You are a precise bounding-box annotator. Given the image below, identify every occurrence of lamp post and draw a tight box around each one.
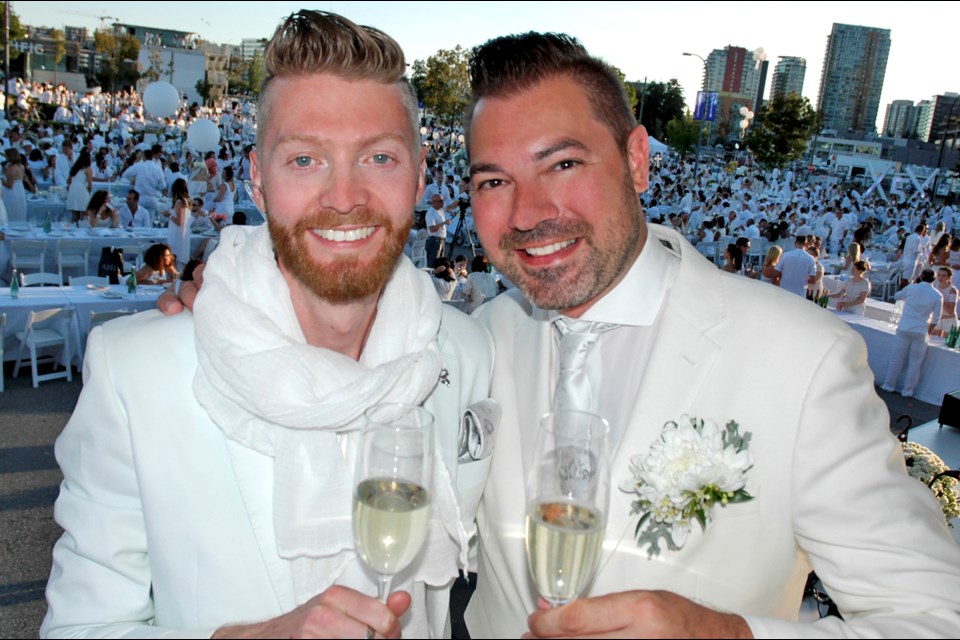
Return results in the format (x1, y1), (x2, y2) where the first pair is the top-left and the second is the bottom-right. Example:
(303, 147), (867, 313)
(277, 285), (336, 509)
(683, 52), (709, 186)
(931, 94), (960, 202)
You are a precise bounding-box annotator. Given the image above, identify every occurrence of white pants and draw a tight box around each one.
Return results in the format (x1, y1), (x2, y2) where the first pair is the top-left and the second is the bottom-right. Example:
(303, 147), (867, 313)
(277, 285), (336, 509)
(883, 331), (928, 396)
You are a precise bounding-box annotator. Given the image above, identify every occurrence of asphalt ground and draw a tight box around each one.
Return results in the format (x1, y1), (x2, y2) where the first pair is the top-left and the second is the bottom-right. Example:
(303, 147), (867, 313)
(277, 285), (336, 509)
(0, 363), (942, 638)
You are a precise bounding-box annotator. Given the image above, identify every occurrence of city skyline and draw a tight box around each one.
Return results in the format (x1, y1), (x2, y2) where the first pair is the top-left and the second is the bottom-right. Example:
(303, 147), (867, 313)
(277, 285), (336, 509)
(12, 1), (956, 131)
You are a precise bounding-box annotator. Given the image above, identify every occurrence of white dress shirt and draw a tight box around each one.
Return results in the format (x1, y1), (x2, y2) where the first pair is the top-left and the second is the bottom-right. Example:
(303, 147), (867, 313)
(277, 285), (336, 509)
(894, 281), (942, 334)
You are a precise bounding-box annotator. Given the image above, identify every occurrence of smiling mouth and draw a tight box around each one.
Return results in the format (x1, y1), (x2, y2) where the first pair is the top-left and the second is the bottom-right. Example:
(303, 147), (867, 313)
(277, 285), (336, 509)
(523, 239), (577, 257)
(312, 226), (377, 242)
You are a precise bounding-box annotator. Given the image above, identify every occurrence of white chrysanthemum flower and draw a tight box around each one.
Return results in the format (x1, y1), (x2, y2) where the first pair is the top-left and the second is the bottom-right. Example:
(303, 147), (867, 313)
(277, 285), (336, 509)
(624, 416), (755, 555)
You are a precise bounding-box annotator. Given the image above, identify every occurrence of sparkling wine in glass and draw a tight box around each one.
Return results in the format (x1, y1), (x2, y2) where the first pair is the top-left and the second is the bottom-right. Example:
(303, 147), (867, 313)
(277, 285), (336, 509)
(525, 410), (610, 607)
(353, 403), (433, 602)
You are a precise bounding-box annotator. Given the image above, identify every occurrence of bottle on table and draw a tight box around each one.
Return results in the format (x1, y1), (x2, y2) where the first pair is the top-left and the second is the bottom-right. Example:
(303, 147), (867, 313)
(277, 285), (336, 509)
(10, 269), (19, 299)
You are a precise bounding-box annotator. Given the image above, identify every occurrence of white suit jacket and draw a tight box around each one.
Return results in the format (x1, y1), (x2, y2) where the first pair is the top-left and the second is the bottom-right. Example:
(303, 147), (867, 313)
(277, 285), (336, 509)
(466, 225), (960, 638)
(41, 308), (493, 638)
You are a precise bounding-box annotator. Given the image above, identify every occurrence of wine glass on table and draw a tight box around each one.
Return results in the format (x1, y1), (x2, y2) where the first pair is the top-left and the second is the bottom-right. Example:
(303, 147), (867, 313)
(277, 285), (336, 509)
(353, 403), (433, 603)
(525, 410), (610, 607)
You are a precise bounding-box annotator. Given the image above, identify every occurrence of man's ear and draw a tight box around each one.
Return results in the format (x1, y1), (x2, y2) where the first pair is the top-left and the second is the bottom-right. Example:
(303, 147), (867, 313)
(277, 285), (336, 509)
(627, 125), (650, 195)
(249, 149), (267, 213)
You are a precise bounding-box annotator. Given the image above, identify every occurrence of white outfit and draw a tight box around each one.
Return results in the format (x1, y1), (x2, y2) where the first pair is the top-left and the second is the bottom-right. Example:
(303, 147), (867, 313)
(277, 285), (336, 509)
(166, 199), (192, 269)
(838, 277), (871, 315)
(41, 225), (494, 639)
(213, 181), (236, 217)
(466, 224), (960, 638)
(883, 281), (943, 396)
(66, 172), (90, 212)
(461, 271), (499, 314)
(118, 203), (152, 228)
(776, 247), (815, 297)
(2, 175), (27, 222)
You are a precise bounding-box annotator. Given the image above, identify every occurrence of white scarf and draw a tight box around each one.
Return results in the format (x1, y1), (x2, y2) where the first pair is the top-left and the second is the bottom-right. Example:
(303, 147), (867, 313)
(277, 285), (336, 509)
(192, 225), (468, 603)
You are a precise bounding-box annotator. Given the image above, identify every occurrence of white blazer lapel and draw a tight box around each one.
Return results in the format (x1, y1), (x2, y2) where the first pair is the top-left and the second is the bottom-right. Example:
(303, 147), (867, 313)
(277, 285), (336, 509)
(223, 439), (298, 612)
(605, 230), (727, 555)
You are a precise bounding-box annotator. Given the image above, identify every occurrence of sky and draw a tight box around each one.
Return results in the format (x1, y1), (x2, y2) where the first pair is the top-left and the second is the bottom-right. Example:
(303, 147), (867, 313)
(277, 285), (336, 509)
(13, 1), (957, 130)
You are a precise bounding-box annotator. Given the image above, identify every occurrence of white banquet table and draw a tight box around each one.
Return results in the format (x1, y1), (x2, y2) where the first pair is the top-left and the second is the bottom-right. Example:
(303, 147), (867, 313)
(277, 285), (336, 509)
(1, 284), (165, 368)
(835, 311), (960, 406)
(1, 226), (217, 284)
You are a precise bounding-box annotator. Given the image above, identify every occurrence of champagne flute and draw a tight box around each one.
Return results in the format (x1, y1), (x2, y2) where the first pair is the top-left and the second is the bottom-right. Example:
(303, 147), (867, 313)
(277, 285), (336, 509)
(525, 410), (610, 607)
(353, 403), (433, 602)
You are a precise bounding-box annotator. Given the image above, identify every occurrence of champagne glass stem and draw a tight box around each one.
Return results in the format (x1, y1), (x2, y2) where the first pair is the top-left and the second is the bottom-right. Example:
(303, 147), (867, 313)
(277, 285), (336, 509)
(376, 573), (392, 603)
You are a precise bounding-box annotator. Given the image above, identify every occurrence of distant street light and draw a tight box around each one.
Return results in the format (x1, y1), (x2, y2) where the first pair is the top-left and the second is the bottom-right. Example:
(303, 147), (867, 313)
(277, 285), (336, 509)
(683, 52), (709, 184)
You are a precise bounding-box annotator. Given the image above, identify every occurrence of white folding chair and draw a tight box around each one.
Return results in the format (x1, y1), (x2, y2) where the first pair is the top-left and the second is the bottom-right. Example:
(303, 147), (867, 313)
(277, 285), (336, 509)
(114, 244), (143, 273)
(10, 239), (47, 273)
(69, 275), (111, 287)
(411, 239), (427, 268)
(89, 309), (135, 330)
(57, 239), (91, 282)
(12, 307), (75, 388)
(20, 271), (62, 287)
(0, 313), (5, 393)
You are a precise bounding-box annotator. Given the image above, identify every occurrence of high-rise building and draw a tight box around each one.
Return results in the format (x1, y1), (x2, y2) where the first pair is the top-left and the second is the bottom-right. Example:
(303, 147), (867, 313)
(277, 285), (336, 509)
(882, 99), (920, 138)
(239, 38), (267, 62)
(701, 45), (764, 137)
(817, 23), (891, 133)
(770, 56), (806, 101)
(704, 45), (762, 97)
(915, 93), (960, 143)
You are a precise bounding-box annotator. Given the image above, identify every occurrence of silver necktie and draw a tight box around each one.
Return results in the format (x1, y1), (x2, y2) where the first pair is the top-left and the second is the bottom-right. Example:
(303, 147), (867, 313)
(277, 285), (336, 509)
(553, 318), (617, 414)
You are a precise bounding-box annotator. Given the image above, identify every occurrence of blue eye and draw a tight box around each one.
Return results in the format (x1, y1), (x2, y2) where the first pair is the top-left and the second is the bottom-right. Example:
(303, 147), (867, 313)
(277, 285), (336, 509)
(294, 156), (312, 168)
(371, 153), (392, 165)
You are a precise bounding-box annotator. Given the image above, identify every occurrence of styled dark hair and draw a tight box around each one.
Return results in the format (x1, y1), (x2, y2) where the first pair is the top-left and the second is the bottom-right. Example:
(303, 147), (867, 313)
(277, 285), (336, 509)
(726, 244), (742, 271)
(467, 32), (636, 151)
(86, 190), (110, 212)
(144, 243), (172, 270)
(471, 255), (490, 273)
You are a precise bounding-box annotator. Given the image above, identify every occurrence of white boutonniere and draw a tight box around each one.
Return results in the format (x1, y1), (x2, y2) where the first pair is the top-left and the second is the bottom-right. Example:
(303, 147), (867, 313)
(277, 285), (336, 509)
(620, 415), (754, 557)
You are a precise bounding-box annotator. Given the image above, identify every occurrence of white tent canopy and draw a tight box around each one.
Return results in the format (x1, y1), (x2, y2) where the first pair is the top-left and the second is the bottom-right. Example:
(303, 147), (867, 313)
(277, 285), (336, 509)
(648, 135), (669, 156)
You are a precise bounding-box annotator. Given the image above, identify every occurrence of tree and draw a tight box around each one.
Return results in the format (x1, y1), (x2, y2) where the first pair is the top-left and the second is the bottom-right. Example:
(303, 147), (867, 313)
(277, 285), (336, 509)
(142, 46), (164, 83)
(415, 46), (469, 126)
(665, 112), (699, 157)
(611, 66), (637, 113)
(635, 79), (685, 141)
(246, 50), (265, 96)
(0, 3), (27, 59)
(49, 28), (67, 84)
(94, 29), (141, 92)
(747, 93), (820, 168)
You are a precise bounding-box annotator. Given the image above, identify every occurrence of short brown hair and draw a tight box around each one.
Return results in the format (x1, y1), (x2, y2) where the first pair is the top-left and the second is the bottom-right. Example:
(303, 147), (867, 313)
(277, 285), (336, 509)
(257, 10), (418, 152)
(466, 32), (636, 151)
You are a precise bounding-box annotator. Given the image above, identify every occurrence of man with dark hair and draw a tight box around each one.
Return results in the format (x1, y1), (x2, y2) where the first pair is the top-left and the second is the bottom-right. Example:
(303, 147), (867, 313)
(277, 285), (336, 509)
(463, 31), (960, 638)
(41, 10), (492, 639)
(116, 188), (151, 228)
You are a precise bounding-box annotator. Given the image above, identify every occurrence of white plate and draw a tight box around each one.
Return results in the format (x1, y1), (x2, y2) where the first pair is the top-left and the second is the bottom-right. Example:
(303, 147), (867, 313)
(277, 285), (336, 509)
(100, 291), (123, 299)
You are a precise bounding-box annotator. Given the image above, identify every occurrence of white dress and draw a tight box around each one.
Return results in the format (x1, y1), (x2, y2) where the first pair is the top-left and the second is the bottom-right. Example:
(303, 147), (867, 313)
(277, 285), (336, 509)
(214, 181), (236, 217)
(67, 172), (91, 212)
(166, 198), (192, 268)
(2, 176), (27, 222)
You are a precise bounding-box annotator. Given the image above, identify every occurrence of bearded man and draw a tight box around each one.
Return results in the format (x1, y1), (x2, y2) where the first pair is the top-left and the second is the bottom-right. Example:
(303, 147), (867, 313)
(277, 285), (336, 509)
(41, 11), (492, 639)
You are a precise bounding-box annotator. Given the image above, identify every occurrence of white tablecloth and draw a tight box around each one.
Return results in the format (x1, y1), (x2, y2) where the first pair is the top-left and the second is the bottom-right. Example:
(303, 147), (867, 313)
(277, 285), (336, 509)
(836, 311), (960, 406)
(1, 284), (164, 367)
(1, 227), (217, 284)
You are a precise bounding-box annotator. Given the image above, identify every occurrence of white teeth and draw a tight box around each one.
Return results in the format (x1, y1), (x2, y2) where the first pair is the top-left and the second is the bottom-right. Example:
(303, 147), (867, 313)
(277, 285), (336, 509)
(314, 226), (375, 242)
(525, 239), (575, 257)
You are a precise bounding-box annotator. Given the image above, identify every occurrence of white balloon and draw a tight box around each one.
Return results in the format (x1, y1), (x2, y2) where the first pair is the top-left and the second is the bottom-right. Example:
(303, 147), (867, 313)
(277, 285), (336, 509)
(187, 118), (221, 152)
(739, 119), (750, 129)
(739, 106), (749, 116)
(142, 82), (180, 118)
